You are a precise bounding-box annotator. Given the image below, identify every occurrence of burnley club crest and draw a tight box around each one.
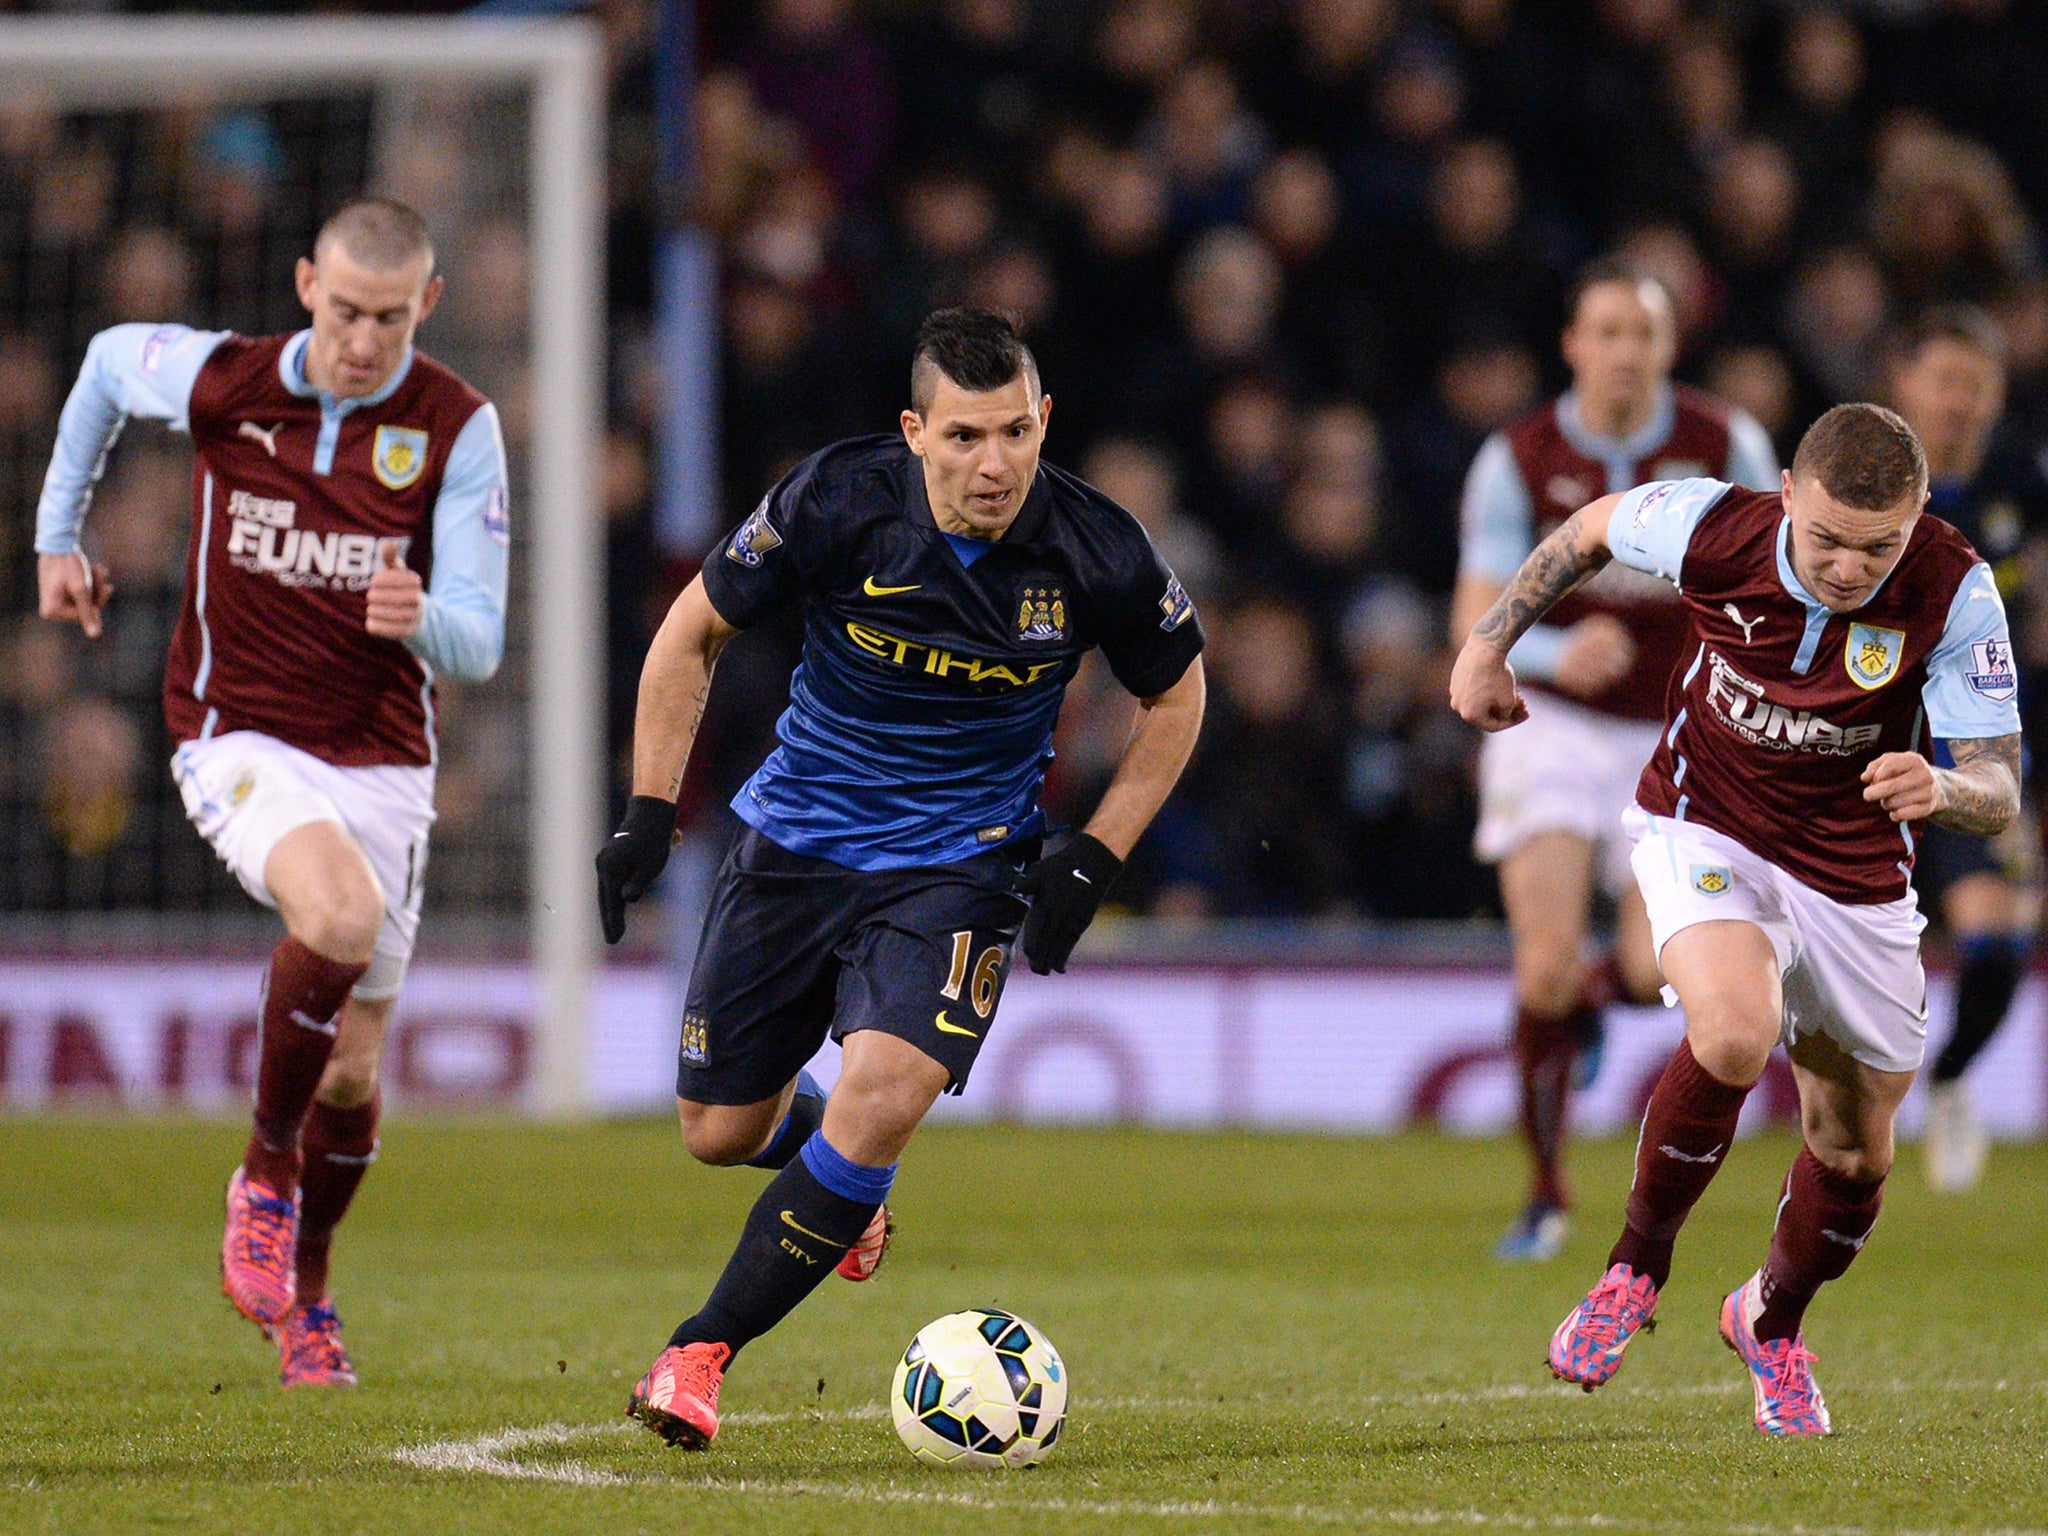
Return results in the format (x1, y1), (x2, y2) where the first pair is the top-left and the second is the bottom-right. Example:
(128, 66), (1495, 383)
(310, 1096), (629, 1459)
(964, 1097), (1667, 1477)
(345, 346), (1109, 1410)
(1845, 624), (1905, 691)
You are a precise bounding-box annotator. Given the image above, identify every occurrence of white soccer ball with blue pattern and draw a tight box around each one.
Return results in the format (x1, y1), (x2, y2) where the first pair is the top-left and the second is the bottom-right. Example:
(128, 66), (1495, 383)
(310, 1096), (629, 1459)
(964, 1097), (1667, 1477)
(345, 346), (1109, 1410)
(890, 1309), (1067, 1468)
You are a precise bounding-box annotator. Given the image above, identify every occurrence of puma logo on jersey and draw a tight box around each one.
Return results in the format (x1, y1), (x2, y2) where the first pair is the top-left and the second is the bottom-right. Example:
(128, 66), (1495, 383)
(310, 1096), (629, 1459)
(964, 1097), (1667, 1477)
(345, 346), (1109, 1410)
(238, 420), (284, 457)
(1658, 1142), (1723, 1165)
(1722, 603), (1765, 643)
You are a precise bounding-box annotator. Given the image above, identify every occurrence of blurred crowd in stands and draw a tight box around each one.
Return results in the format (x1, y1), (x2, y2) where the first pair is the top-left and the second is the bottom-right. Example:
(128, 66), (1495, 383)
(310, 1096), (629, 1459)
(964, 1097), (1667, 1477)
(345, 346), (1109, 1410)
(5, 0), (2047, 931)
(684, 0), (2048, 921)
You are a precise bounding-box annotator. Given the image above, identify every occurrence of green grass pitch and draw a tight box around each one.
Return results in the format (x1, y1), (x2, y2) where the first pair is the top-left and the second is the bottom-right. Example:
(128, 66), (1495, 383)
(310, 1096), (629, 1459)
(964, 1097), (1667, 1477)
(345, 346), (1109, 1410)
(3, 1116), (2045, 1535)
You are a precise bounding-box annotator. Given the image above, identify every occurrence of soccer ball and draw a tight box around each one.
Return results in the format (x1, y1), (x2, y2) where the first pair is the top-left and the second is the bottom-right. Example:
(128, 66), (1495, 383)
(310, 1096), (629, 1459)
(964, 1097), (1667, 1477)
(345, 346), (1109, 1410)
(890, 1309), (1068, 1469)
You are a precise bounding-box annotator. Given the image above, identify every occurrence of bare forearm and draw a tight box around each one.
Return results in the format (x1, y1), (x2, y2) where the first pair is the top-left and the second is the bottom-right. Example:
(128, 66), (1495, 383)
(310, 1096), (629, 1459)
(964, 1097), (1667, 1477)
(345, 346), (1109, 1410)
(1932, 736), (2022, 835)
(1450, 574), (1504, 647)
(631, 579), (733, 800)
(1468, 500), (1616, 653)
(1082, 660), (1206, 859)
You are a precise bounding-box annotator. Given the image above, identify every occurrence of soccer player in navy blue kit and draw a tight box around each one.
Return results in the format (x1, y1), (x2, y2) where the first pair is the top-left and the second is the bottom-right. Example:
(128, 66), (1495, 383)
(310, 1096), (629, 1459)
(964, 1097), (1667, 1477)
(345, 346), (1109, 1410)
(597, 309), (1207, 1448)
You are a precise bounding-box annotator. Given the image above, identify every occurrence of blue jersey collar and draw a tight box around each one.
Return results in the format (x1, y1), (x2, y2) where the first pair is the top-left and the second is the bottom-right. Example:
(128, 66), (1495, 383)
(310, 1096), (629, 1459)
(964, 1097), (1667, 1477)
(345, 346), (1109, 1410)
(278, 329), (416, 410)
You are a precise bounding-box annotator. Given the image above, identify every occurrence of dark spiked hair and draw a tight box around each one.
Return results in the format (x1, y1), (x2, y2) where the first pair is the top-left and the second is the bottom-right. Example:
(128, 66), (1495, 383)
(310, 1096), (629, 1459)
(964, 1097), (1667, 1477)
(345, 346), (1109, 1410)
(910, 307), (1040, 414)
(1791, 402), (1928, 511)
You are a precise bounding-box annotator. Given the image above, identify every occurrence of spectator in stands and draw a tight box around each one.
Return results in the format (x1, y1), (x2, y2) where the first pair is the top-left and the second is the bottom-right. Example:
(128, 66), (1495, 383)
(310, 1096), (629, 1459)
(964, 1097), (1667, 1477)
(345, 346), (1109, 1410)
(1179, 591), (1352, 916)
(738, 0), (897, 205)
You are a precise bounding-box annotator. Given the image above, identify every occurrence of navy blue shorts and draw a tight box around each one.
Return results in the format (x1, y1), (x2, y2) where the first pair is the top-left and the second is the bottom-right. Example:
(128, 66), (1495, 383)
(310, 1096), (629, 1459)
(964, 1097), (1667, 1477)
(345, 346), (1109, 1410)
(676, 826), (1031, 1106)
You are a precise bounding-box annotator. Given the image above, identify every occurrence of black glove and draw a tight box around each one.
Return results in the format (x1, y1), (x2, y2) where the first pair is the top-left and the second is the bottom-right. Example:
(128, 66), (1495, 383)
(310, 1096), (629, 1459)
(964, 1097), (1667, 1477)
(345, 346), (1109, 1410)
(596, 795), (679, 944)
(1014, 832), (1123, 975)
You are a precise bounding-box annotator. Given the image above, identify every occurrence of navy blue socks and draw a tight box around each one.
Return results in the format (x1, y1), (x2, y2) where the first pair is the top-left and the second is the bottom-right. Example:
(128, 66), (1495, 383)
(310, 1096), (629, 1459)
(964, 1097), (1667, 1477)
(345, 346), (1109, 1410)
(744, 1069), (828, 1169)
(669, 1129), (896, 1357)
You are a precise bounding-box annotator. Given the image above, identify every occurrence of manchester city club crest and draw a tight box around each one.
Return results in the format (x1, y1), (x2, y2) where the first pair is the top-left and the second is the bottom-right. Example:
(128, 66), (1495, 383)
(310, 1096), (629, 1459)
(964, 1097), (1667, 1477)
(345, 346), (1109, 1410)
(372, 425), (429, 490)
(1015, 585), (1067, 643)
(1844, 623), (1906, 691)
(725, 498), (783, 567)
(680, 1011), (710, 1066)
(1690, 864), (1732, 897)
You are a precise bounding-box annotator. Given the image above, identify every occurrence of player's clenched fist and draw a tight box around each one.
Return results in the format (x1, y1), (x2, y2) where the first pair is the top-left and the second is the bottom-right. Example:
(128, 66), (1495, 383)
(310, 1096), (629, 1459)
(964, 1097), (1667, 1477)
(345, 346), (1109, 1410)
(38, 551), (114, 639)
(597, 795), (680, 944)
(364, 541), (424, 639)
(1014, 832), (1123, 974)
(1448, 635), (1529, 732)
(1861, 752), (1943, 823)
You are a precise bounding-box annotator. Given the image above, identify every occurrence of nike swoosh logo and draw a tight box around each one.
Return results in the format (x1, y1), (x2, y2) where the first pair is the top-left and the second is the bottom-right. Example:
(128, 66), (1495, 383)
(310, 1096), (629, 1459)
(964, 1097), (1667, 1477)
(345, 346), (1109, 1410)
(933, 1010), (979, 1038)
(289, 1009), (339, 1037)
(863, 577), (921, 596)
(779, 1211), (850, 1247)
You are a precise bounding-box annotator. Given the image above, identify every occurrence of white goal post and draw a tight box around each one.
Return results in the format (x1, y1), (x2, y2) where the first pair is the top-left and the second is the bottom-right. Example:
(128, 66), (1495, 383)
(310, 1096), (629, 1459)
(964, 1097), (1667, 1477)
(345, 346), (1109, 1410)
(0, 17), (607, 1116)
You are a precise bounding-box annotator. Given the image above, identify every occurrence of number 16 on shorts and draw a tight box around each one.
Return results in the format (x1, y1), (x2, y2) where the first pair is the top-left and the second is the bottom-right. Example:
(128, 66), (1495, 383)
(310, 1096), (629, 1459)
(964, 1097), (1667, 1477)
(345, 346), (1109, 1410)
(937, 930), (1008, 1036)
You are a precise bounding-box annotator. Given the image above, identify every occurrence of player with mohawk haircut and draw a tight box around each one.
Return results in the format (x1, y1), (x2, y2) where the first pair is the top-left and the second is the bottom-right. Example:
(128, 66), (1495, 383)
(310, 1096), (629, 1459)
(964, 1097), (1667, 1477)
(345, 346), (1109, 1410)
(598, 307), (1205, 1450)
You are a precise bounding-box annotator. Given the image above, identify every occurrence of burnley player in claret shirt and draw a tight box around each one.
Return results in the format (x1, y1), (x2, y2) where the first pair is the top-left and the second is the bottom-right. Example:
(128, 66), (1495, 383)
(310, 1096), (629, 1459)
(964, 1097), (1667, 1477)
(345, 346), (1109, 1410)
(596, 308), (1205, 1450)
(1453, 404), (2022, 1437)
(35, 199), (509, 1387)
(1453, 259), (1778, 1262)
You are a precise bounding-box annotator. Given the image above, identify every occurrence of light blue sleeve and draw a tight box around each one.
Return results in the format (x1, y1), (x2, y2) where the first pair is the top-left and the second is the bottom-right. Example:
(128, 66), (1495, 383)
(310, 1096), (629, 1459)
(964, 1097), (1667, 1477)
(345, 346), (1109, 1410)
(1458, 432), (1568, 680)
(1725, 409), (1780, 492)
(35, 323), (229, 554)
(1606, 478), (1733, 588)
(407, 403), (510, 683)
(1924, 561), (2023, 739)
(1457, 432), (1533, 582)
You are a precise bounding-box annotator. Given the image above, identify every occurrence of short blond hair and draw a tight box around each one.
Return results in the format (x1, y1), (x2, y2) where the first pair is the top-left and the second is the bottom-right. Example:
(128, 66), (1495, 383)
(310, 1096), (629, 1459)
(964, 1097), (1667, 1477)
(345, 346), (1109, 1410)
(316, 197), (434, 273)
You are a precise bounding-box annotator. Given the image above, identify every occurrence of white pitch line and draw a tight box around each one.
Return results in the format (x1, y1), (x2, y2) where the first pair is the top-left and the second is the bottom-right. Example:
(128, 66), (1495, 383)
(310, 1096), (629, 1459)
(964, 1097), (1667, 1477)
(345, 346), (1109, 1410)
(388, 1422), (2048, 1536)
(391, 1421), (632, 1486)
(391, 1383), (2048, 1536)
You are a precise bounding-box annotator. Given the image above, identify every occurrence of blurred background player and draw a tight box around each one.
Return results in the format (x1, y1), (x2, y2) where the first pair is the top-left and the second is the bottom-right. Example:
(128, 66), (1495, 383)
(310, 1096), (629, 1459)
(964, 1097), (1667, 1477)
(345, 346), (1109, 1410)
(33, 199), (509, 1386)
(596, 309), (1205, 1450)
(1452, 259), (1779, 1259)
(1455, 405), (2022, 1436)
(1886, 304), (2048, 1191)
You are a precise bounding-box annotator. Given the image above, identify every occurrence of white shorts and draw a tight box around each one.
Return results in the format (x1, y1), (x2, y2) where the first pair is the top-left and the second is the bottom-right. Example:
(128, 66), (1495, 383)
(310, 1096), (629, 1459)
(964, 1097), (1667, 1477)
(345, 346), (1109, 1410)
(1475, 690), (1665, 896)
(172, 731), (436, 1001)
(1624, 806), (1928, 1074)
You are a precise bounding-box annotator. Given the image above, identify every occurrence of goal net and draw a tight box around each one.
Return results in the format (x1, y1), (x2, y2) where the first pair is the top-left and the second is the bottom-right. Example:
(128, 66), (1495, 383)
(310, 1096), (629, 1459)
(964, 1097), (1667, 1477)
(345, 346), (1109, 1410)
(0, 17), (604, 1113)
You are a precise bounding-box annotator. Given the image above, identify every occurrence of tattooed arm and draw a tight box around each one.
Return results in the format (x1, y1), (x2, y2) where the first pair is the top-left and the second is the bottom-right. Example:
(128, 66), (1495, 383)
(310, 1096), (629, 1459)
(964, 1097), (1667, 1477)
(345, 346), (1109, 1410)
(1449, 493), (1624, 731)
(632, 574), (741, 799)
(1861, 735), (2023, 835)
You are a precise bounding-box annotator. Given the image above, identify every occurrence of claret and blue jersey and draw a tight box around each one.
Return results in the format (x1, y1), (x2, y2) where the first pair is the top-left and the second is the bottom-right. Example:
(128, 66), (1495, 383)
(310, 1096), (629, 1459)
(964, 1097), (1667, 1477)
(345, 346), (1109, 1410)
(701, 434), (1203, 872)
